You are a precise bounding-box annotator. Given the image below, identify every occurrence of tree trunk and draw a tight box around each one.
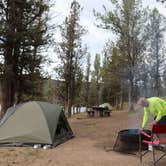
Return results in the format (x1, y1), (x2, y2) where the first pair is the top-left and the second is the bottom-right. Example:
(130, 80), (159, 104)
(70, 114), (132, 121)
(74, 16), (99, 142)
(1, 72), (16, 116)
(1, 80), (15, 117)
(155, 34), (160, 96)
(115, 95), (118, 110)
(97, 82), (100, 106)
(119, 92), (123, 110)
(142, 77), (148, 97)
(1, 47), (16, 117)
(129, 78), (135, 111)
(85, 82), (90, 111)
(67, 77), (73, 118)
(67, 98), (72, 118)
(76, 107), (79, 114)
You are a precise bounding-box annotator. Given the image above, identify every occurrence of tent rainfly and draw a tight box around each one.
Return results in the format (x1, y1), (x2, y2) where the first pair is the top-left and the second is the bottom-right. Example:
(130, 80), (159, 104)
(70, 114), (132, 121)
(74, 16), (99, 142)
(99, 103), (113, 111)
(0, 101), (74, 147)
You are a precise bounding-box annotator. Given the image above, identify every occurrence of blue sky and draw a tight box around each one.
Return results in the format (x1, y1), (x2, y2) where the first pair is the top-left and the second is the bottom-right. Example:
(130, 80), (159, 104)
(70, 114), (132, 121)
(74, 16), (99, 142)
(47, 0), (166, 77)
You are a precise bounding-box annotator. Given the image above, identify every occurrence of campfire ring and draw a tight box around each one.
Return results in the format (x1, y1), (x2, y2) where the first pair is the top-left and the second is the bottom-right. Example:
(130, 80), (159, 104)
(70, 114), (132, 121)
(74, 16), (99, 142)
(113, 129), (151, 153)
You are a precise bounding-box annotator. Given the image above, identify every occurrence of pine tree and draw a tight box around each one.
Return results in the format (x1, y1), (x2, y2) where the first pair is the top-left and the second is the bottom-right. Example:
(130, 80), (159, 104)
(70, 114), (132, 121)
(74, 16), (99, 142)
(84, 53), (91, 110)
(101, 41), (128, 108)
(0, 0), (50, 116)
(94, 0), (148, 111)
(56, 0), (86, 117)
(146, 8), (166, 96)
(89, 53), (101, 106)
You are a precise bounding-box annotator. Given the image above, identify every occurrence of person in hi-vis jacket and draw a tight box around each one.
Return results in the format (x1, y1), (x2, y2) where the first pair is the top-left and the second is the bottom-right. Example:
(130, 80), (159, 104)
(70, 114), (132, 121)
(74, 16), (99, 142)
(137, 97), (166, 129)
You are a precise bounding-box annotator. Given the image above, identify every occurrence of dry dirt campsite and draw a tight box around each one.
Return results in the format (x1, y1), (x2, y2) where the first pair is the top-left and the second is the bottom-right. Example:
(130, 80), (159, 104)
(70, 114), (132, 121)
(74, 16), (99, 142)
(0, 110), (165, 166)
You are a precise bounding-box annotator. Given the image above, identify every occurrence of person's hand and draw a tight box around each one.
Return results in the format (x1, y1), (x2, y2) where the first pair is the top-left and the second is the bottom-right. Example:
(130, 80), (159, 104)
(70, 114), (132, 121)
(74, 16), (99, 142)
(149, 120), (157, 126)
(139, 127), (143, 134)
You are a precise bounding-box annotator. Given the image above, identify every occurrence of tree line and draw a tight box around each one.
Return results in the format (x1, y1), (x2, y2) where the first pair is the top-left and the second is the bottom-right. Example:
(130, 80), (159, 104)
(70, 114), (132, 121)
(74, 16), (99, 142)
(0, 0), (166, 118)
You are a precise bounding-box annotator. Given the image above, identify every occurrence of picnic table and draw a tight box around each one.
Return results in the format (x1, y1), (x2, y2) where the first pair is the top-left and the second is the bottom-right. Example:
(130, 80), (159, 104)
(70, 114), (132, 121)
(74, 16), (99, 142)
(87, 106), (111, 117)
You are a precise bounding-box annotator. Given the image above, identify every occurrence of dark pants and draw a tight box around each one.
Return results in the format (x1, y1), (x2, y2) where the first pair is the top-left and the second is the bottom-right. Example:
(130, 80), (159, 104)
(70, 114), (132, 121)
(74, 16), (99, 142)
(154, 116), (166, 124)
(154, 116), (166, 139)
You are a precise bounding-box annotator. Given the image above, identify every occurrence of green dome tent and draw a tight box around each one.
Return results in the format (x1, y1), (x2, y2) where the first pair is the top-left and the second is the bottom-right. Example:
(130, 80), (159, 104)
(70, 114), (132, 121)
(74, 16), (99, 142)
(0, 101), (74, 147)
(99, 103), (113, 111)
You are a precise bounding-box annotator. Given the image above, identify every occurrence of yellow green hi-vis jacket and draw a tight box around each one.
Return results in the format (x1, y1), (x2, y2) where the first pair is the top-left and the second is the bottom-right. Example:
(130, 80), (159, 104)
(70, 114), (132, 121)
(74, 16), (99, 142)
(142, 97), (166, 129)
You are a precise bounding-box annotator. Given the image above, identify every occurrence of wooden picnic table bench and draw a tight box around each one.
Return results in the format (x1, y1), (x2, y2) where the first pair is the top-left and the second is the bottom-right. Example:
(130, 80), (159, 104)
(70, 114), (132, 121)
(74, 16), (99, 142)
(87, 106), (111, 117)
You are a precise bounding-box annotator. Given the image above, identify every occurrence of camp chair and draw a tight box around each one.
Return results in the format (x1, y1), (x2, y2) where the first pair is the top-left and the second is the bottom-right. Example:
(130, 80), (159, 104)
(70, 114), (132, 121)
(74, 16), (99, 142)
(139, 124), (166, 166)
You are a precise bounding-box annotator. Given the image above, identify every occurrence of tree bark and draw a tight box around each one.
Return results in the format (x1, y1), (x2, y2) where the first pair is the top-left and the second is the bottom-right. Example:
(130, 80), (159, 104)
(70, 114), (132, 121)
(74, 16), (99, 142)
(129, 77), (135, 111)
(1, 55), (16, 116)
(119, 92), (123, 110)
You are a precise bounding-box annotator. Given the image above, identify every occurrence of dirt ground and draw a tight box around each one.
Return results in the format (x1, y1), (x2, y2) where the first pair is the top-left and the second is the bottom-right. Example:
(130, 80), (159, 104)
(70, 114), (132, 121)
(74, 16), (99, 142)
(0, 110), (166, 166)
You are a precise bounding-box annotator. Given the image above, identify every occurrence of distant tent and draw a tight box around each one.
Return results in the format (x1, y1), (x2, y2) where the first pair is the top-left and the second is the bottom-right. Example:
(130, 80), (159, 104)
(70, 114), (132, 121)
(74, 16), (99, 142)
(0, 101), (74, 147)
(99, 103), (113, 111)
